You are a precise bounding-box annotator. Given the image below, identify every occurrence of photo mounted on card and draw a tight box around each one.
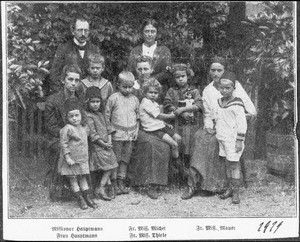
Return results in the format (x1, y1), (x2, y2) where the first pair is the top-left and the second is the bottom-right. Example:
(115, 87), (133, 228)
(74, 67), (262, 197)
(2, 1), (299, 241)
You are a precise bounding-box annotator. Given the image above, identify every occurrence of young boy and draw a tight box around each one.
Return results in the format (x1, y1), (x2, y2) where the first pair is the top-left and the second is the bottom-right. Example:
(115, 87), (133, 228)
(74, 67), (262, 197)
(105, 71), (139, 195)
(215, 71), (247, 204)
(81, 53), (114, 108)
(132, 55), (153, 102)
(140, 78), (181, 157)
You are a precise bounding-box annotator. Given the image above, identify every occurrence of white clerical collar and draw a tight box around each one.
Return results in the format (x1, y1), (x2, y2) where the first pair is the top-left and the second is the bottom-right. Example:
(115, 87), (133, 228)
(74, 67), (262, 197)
(74, 38), (86, 47)
(142, 41), (157, 58)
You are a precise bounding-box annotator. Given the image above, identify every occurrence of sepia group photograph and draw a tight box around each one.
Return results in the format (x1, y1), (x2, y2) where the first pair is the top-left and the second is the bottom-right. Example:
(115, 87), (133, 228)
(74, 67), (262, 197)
(2, 1), (299, 241)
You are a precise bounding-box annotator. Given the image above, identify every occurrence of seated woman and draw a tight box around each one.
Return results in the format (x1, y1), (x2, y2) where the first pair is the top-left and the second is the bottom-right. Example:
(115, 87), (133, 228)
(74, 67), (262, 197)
(128, 79), (178, 200)
(181, 56), (257, 200)
(127, 18), (172, 103)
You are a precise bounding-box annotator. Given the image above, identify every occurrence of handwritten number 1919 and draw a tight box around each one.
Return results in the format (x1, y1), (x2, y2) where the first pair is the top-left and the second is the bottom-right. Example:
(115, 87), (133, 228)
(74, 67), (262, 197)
(258, 221), (283, 234)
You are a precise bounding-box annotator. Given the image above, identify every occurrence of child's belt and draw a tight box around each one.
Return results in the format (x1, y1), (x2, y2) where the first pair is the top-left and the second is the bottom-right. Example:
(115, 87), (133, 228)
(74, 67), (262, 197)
(112, 123), (137, 132)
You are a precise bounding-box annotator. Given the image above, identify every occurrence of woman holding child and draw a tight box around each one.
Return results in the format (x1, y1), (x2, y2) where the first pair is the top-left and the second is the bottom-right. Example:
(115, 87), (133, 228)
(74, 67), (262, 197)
(130, 78), (181, 199)
(181, 56), (256, 200)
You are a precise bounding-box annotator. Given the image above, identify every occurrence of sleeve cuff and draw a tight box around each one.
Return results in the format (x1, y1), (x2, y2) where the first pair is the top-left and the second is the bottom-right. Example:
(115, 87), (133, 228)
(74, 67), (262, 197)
(62, 149), (70, 156)
(107, 127), (116, 134)
(236, 133), (246, 141)
(91, 133), (101, 142)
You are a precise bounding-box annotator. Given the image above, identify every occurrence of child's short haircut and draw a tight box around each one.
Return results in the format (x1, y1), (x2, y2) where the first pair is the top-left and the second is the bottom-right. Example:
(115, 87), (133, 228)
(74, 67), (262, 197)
(64, 97), (87, 125)
(85, 86), (102, 101)
(170, 63), (194, 78)
(136, 55), (153, 67)
(118, 71), (135, 85)
(85, 86), (104, 112)
(142, 77), (162, 96)
(88, 53), (105, 66)
(62, 64), (82, 80)
(64, 97), (81, 113)
(220, 71), (236, 87)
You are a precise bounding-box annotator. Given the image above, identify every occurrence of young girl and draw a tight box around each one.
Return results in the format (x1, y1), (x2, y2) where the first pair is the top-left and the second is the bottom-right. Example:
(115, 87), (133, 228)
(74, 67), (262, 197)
(105, 71), (140, 195)
(58, 98), (97, 210)
(163, 64), (203, 175)
(215, 71), (247, 204)
(85, 86), (119, 201)
(139, 78), (181, 198)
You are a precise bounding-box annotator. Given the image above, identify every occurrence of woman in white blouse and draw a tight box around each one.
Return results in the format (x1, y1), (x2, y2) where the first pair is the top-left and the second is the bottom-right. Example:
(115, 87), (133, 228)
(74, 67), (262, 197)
(181, 56), (256, 200)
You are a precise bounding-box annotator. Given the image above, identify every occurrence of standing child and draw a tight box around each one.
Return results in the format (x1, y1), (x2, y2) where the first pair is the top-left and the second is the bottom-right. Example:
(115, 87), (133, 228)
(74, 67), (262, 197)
(85, 86), (118, 201)
(81, 53), (114, 108)
(139, 78), (182, 198)
(215, 71), (247, 204)
(58, 98), (98, 210)
(163, 64), (203, 179)
(105, 71), (140, 195)
(80, 53), (114, 192)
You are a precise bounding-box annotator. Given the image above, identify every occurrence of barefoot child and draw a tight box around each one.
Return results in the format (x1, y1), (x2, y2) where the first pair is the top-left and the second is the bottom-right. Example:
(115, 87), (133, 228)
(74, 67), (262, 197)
(215, 71), (247, 204)
(139, 78), (182, 198)
(85, 86), (118, 201)
(58, 98), (97, 210)
(105, 71), (140, 195)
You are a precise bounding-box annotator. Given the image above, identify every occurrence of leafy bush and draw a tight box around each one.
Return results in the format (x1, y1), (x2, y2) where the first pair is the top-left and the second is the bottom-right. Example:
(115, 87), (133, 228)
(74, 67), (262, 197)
(210, 1), (295, 135)
(7, 4), (50, 108)
(6, 2), (228, 105)
(244, 1), (294, 134)
(6, 2), (295, 136)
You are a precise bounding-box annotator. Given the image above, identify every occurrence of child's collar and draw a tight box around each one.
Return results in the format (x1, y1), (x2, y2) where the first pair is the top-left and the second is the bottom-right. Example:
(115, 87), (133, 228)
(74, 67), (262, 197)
(133, 80), (141, 89)
(174, 84), (191, 92)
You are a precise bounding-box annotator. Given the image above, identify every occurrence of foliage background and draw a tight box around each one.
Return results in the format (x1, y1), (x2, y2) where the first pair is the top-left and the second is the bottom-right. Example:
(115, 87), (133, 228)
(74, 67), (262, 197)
(6, 1), (295, 157)
(7, 2), (231, 96)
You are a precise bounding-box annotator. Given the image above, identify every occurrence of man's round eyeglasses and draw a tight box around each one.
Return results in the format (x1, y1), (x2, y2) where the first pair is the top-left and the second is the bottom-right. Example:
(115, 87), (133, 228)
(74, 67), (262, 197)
(76, 29), (90, 34)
